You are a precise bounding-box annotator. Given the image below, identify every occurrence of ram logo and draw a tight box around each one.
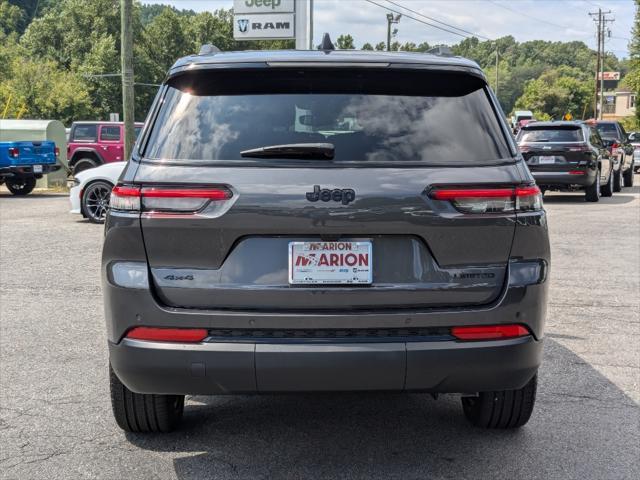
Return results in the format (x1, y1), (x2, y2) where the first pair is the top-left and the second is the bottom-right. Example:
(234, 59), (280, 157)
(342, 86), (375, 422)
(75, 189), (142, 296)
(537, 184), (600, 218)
(237, 19), (250, 33)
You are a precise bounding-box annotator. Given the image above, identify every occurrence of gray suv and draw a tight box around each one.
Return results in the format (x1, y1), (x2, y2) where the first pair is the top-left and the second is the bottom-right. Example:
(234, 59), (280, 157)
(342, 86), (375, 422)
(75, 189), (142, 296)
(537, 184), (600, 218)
(104, 40), (549, 433)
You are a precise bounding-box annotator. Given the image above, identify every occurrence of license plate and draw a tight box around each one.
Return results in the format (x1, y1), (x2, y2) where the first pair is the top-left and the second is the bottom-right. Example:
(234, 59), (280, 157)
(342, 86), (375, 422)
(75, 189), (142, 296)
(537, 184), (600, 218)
(289, 241), (372, 285)
(33, 165), (43, 173)
(538, 156), (556, 164)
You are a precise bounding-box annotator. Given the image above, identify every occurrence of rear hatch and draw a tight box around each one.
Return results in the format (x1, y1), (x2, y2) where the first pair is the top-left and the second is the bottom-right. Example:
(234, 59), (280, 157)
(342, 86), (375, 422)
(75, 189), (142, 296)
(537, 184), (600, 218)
(5, 141), (57, 166)
(130, 67), (523, 311)
(518, 125), (589, 171)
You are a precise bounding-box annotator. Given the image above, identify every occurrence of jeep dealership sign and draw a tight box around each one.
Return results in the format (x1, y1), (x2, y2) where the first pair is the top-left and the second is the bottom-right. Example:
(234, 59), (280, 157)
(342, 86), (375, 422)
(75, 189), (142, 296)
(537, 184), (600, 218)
(233, 0), (296, 40)
(234, 0), (295, 14)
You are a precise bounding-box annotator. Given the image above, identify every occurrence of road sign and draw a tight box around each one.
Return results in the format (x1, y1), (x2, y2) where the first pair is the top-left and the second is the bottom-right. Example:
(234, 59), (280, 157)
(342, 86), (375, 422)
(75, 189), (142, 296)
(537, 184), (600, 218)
(233, 13), (295, 39)
(234, 0), (295, 14)
(563, 113), (573, 121)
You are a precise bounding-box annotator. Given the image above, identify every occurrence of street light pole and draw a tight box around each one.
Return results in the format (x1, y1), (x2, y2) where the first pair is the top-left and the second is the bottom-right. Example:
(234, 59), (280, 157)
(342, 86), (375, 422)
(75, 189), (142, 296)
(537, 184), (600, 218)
(386, 13), (400, 51)
(120, 0), (135, 161)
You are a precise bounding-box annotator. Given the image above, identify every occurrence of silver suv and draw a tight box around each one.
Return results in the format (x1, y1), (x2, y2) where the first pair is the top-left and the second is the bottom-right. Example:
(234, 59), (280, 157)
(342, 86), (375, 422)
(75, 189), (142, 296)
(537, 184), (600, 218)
(104, 40), (549, 432)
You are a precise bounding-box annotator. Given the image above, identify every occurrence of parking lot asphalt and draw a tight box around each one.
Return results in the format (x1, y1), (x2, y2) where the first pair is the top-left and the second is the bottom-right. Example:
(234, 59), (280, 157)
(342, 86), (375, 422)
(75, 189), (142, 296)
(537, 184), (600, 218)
(1, 182), (639, 480)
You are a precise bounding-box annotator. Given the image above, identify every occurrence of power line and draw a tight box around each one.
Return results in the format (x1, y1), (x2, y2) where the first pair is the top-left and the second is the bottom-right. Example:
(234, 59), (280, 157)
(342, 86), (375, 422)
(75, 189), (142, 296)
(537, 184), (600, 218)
(383, 0), (492, 41)
(363, 0), (482, 40)
(486, 0), (570, 30)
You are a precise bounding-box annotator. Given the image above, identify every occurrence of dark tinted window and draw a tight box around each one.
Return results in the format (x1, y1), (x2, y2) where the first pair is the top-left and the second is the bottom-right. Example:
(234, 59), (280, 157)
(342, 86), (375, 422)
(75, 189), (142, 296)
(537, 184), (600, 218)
(518, 127), (584, 143)
(100, 126), (120, 141)
(135, 126), (142, 139)
(144, 71), (511, 165)
(72, 124), (97, 142)
(596, 123), (619, 139)
(589, 128), (602, 147)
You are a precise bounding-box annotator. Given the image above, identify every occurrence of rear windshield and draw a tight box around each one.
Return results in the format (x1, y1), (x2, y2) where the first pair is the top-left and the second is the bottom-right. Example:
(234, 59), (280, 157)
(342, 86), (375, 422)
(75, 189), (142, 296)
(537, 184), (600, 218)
(518, 127), (584, 143)
(143, 69), (511, 165)
(596, 123), (619, 139)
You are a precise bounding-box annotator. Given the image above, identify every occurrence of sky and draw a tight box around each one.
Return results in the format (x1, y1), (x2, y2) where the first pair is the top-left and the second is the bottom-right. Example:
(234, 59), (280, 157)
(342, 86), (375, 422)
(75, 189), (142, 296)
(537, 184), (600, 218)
(144, 0), (636, 58)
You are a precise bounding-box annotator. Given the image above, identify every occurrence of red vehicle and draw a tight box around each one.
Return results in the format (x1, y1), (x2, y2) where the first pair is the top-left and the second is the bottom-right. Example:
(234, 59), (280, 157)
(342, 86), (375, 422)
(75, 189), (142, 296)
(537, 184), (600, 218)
(67, 121), (143, 174)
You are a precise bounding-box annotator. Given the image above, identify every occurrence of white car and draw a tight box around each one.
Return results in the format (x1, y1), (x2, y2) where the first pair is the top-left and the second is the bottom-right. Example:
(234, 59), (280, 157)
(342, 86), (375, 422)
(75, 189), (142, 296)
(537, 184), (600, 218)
(69, 162), (125, 223)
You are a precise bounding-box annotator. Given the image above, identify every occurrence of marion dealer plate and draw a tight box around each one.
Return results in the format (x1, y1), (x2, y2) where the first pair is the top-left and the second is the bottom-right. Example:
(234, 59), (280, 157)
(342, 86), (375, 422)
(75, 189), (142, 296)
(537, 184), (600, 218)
(288, 241), (372, 285)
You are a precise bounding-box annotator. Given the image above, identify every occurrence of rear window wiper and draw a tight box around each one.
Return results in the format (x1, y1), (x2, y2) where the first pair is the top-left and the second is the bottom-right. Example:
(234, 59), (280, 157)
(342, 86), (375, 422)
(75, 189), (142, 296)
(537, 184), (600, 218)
(240, 143), (334, 159)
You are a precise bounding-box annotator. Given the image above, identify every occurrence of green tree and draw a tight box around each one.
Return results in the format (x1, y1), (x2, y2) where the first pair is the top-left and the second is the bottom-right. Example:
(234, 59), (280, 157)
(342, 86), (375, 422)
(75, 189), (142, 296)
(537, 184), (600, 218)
(361, 42), (373, 51)
(515, 66), (593, 120)
(336, 34), (355, 50)
(0, 0), (23, 35)
(374, 41), (386, 51)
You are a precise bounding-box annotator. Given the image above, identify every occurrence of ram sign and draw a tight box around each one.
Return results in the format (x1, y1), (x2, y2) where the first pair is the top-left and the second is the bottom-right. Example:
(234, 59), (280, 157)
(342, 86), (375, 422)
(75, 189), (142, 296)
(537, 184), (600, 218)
(233, 13), (295, 39)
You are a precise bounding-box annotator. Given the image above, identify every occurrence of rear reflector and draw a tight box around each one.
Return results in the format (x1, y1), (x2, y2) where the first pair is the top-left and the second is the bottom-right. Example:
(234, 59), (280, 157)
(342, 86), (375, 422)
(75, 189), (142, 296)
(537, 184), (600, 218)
(451, 324), (530, 341)
(8, 147), (18, 158)
(125, 327), (208, 343)
(568, 170), (586, 175)
(110, 184), (232, 213)
(430, 186), (542, 214)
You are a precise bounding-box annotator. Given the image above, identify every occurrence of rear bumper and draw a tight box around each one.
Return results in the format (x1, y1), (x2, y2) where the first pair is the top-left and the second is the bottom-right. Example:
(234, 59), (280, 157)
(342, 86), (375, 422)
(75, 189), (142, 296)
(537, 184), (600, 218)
(0, 164), (61, 178)
(531, 169), (596, 187)
(110, 335), (542, 395)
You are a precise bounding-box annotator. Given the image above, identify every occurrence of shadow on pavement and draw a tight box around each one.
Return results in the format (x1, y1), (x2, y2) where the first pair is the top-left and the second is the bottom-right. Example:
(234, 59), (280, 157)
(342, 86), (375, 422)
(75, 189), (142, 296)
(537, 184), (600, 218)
(0, 192), (68, 199)
(543, 193), (637, 205)
(125, 339), (639, 479)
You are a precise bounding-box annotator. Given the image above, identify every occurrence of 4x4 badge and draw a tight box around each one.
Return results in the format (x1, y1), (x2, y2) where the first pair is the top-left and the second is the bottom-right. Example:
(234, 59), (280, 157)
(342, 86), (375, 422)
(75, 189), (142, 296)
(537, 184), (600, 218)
(306, 185), (356, 205)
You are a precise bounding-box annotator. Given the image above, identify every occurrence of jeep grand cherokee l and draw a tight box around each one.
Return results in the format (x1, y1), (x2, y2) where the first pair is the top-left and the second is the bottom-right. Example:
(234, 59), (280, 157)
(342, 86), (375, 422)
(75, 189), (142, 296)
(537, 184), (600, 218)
(517, 121), (614, 202)
(104, 44), (549, 433)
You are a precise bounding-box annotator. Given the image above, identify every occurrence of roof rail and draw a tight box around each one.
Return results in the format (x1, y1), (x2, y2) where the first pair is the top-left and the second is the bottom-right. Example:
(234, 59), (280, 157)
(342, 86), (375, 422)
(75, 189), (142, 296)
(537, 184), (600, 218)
(199, 44), (221, 55)
(317, 33), (335, 51)
(427, 45), (454, 57)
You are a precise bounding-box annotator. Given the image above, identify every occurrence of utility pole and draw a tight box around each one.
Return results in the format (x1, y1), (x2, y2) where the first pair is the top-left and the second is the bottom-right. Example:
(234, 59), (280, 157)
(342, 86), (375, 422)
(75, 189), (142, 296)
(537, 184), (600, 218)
(589, 9), (613, 120)
(601, 13), (615, 120)
(121, 0), (135, 161)
(495, 48), (499, 101)
(386, 13), (401, 51)
(589, 9), (602, 119)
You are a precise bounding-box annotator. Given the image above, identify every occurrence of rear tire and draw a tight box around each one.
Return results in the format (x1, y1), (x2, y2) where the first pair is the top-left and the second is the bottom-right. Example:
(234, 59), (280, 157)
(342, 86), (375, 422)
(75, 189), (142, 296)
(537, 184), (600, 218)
(601, 168), (614, 197)
(109, 364), (184, 433)
(72, 158), (98, 175)
(585, 170), (600, 202)
(623, 164), (634, 187)
(613, 167), (623, 191)
(461, 374), (537, 429)
(6, 177), (36, 196)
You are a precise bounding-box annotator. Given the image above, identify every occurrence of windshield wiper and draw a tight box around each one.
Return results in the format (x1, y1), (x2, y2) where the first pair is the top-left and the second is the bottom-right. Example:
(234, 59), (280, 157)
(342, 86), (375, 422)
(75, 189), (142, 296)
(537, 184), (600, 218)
(240, 143), (334, 160)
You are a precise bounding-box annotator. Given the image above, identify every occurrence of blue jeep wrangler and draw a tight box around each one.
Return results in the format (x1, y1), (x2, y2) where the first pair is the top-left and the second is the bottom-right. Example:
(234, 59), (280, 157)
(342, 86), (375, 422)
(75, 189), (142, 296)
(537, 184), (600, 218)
(0, 141), (60, 195)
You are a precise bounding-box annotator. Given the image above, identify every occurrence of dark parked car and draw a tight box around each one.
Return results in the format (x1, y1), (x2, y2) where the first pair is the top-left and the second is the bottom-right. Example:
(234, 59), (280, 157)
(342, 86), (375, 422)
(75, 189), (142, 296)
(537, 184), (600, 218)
(104, 40), (549, 433)
(517, 121), (614, 202)
(67, 121), (143, 175)
(595, 120), (635, 188)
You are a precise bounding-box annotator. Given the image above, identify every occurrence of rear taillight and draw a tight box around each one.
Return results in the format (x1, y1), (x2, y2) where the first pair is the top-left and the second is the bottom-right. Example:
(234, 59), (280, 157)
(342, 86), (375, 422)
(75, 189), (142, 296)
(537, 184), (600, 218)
(110, 184), (232, 214)
(54, 147), (60, 158)
(125, 327), (208, 343)
(568, 144), (591, 152)
(429, 186), (542, 214)
(141, 187), (232, 212)
(451, 324), (530, 341)
(110, 185), (141, 211)
(8, 147), (18, 158)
